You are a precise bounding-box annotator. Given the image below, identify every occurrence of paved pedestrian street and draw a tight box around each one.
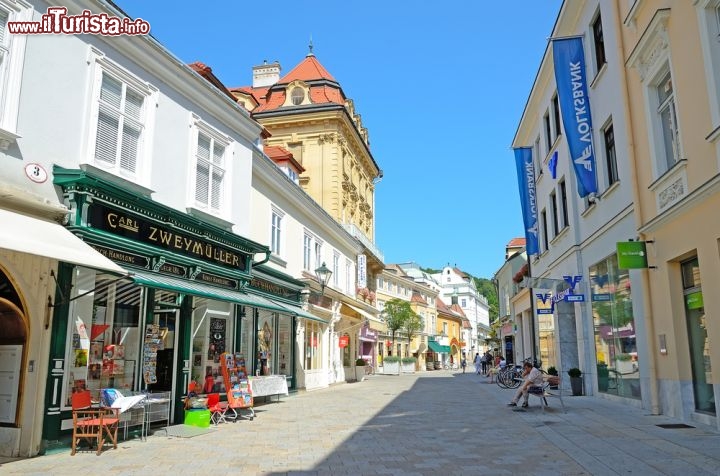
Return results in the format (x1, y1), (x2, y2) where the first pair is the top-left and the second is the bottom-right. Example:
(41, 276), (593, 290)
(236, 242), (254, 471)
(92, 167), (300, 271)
(2, 372), (719, 476)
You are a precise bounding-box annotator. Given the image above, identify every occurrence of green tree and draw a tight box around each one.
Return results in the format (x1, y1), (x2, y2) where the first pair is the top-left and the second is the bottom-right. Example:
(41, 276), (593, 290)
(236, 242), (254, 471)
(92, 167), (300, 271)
(381, 299), (414, 356)
(403, 312), (423, 357)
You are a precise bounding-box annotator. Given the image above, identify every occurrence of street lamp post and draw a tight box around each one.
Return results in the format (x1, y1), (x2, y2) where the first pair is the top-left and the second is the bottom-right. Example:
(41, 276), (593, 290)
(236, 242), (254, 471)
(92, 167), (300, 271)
(314, 262), (332, 295)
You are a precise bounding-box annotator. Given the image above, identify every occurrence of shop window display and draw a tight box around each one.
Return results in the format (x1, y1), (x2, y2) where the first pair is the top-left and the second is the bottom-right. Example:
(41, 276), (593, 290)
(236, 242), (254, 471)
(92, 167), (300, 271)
(304, 320), (322, 370)
(590, 255), (640, 398)
(190, 299), (233, 393)
(65, 270), (143, 407)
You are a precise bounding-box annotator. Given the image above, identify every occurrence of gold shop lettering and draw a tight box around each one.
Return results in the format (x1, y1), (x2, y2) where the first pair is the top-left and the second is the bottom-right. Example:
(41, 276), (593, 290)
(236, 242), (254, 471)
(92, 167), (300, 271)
(107, 213), (139, 233)
(148, 226), (239, 266)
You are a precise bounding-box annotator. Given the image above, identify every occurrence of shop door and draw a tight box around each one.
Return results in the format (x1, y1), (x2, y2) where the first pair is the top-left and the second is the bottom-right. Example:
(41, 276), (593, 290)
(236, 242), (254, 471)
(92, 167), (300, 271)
(0, 297), (26, 425)
(148, 309), (178, 394)
(504, 336), (514, 364)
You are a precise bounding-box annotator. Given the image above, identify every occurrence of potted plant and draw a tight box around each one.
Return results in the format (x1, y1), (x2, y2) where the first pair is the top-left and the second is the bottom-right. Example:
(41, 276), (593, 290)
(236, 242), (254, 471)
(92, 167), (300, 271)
(355, 358), (367, 382)
(547, 366), (559, 389)
(567, 367), (583, 396)
(596, 360), (609, 392)
(401, 356), (417, 373)
(615, 353), (635, 374)
(382, 355), (400, 375)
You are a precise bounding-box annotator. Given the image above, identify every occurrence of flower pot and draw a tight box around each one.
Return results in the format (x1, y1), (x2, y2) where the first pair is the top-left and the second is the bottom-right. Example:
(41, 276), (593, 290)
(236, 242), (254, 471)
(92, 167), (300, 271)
(570, 376), (583, 396)
(597, 365), (609, 392)
(401, 363), (415, 373)
(383, 361), (399, 375)
(355, 366), (365, 382)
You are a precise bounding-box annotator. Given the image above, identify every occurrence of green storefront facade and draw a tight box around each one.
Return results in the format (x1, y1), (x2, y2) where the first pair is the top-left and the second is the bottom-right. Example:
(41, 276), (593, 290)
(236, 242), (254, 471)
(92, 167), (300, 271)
(42, 167), (309, 445)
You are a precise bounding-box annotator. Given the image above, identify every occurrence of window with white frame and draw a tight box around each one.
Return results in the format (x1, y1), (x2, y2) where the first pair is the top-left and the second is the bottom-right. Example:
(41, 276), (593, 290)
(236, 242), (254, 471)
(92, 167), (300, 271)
(345, 259), (352, 294)
(461, 298), (467, 307)
(656, 70), (680, 173)
(559, 179), (569, 229)
(603, 121), (619, 187)
(0, 0), (31, 144)
(333, 252), (340, 287)
(550, 190), (559, 237)
(551, 93), (562, 141)
(95, 72), (144, 175)
(696, 1), (720, 128)
(378, 277), (384, 289)
(270, 208), (284, 255)
(592, 10), (607, 74)
(314, 241), (322, 269)
(194, 126), (228, 214)
(543, 110), (552, 154)
(303, 233), (312, 271)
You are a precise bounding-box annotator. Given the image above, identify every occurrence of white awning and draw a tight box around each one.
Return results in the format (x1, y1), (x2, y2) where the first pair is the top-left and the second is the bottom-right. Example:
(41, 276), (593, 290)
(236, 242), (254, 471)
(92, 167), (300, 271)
(0, 208), (128, 275)
(345, 303), (385, 331)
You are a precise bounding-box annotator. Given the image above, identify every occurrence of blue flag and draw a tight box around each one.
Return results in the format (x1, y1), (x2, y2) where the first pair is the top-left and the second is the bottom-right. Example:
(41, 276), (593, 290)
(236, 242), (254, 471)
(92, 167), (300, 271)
(552, 37), (598, 198)
(548, 150), (558, 179)
(513, 147), (539, 255)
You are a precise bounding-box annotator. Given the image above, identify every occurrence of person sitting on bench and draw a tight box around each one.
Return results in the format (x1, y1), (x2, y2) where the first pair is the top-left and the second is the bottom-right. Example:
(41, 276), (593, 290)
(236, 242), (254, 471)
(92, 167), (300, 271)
(507, 361), (544, 408)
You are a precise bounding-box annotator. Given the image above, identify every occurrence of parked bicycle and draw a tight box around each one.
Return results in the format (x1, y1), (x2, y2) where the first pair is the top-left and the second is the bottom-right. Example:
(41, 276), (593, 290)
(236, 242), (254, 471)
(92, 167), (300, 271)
(495, 357), (545, 389)
(443, 362), (459, 370)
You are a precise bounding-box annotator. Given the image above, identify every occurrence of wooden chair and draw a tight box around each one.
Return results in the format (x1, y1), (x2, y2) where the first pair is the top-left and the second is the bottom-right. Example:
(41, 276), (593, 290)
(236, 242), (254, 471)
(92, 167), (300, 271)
(71, 390), (120, 455)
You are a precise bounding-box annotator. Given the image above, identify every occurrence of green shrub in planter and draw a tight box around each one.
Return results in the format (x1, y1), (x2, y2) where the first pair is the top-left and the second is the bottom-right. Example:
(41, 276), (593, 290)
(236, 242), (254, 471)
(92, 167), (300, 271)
(382, 355), (401, 363)
(401, 357), (417, 364)
(567, 367), (582, 378)
(356, 358), (368, 366)
(616, 353), (632, 361)
(547, 366), (558, 376)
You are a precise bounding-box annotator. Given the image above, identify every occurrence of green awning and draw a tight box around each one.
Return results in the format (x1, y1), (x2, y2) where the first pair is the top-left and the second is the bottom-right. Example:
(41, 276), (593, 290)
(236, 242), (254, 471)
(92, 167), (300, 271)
(273, 301), (328, 324)
(428, 341), (451, 353)
(130, 269), (287, 313)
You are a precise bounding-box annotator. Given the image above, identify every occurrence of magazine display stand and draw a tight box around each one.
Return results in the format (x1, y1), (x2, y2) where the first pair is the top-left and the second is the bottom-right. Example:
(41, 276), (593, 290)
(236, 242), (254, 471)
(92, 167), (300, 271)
(219, 352), (254, 421)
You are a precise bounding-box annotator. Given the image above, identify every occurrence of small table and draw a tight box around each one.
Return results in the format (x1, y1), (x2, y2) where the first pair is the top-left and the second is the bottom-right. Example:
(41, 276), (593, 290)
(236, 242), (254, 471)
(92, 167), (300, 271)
(249, 375), (289, 402)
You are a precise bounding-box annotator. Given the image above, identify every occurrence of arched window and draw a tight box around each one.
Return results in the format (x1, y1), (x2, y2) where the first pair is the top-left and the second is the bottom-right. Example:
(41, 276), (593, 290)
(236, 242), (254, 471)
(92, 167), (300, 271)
(291, 87), (304, 106)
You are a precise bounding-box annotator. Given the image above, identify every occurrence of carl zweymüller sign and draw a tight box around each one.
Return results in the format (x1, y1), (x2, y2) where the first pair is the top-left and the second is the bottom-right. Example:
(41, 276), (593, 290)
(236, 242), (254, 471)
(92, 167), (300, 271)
(617, 241), (648, 269)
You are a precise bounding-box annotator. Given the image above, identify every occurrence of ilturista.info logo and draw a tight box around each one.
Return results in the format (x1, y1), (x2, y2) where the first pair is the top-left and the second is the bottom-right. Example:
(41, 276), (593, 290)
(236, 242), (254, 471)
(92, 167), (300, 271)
(8, 7), (150, 36)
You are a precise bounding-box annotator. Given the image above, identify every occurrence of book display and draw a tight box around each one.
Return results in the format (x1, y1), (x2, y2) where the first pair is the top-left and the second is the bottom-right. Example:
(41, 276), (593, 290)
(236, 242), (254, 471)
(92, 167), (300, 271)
(219, 352), (254, 421)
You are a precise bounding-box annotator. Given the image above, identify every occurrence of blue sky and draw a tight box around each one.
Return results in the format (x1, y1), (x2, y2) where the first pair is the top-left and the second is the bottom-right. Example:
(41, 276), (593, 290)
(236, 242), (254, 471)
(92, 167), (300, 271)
(115, 0), (562, 279)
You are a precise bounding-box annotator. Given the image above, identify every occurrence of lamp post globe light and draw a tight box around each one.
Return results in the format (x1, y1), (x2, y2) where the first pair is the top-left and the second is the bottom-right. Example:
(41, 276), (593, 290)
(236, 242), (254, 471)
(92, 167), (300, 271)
(314, 262), (332, 294)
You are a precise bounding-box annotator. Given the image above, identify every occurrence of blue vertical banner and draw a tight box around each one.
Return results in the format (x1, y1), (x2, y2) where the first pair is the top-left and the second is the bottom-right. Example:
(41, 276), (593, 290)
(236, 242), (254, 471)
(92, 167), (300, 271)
(552, 37), (598, 198)
(513, 147), (539, 255)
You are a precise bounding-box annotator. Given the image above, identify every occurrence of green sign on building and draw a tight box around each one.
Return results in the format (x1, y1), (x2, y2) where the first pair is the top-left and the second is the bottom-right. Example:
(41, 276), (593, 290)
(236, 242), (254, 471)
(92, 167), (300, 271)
(686, 291), (704, 310)
(616, 241), (648, 269)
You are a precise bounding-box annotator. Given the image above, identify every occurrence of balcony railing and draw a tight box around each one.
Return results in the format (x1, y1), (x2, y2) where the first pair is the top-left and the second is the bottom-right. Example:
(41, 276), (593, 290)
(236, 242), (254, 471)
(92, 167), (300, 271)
(341, 223), (384, 261)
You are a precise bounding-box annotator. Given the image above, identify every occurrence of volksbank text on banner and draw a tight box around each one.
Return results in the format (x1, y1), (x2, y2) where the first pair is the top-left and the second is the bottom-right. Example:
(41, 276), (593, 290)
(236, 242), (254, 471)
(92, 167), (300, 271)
(513, 147), (539, 255)
(552, 37), (598, 198)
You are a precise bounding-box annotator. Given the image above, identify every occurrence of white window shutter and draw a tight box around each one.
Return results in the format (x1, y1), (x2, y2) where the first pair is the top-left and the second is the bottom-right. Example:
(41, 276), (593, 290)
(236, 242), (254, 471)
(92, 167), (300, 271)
(95, 109), (119, 165)
(120, 123), (140, 173)
(195, 161), (209, 204)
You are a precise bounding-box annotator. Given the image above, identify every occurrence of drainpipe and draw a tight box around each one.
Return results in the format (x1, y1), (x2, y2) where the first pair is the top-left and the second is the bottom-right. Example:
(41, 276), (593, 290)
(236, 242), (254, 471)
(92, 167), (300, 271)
(253, 250), (271, 267)
(612, 0), (660, 415)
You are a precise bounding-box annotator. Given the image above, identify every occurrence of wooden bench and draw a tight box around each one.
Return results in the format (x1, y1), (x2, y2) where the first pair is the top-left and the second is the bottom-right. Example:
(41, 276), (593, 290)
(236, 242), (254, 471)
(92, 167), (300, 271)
(529, 374), (566, 413)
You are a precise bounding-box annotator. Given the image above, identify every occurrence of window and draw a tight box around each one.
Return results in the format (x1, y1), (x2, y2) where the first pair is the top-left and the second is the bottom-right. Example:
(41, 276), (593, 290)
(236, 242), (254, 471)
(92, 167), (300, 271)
(550, 191), (559, 237)
(304, 320), (323, 370)
(0, 1), (31, 143)
(603, 122), (619, 187)
(270, 209), (283, 255)
(303, 234), (312, 271)
(656, 71), (680, 172)
(461, 298), (467, 307)
(541, 209), (549, 252)
(592, 12), (607, 72)
(533, 136), (542, 179)
(559, 179), (569, 229)
(194, 131), (226, 212)
(345, 259), (352, 294)
(544, 111), (552, 153)
(552, 94), (561, 140)
(681, 257), (715, 414)
(378, 277), (384, 288)
(314, 241), (322, 269)
(333, 252), (340, 287)
(291, 87), (305, 106)
(94, 72), (146, 176)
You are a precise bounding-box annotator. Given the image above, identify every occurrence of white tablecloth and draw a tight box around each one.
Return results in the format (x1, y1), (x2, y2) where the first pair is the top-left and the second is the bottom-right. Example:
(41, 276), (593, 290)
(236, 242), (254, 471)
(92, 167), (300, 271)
(250, 375), (289, 398)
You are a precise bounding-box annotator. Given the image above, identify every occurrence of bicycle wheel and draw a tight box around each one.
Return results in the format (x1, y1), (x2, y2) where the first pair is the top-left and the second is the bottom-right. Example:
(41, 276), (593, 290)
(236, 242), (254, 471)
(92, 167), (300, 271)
(496, 374), (509, 389)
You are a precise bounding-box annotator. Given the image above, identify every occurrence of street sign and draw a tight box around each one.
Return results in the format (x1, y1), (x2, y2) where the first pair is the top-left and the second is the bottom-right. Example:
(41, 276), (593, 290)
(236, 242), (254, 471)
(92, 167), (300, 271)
(617, 241), (648, 269)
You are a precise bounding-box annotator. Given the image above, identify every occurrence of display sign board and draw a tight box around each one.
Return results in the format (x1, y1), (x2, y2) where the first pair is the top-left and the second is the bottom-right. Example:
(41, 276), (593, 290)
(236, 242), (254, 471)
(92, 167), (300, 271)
(686, 291), (704, 310)
(357, 254), (367, 289)
(617, 241), (648, 269)
(338, 335), (349, 348)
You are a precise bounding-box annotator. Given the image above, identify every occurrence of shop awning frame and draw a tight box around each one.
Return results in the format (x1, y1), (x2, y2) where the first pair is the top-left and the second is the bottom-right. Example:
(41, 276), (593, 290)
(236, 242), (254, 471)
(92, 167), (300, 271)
(428, 341), (451, 353)
(344, 303), (385, 331)
(272, 301), (328, 323)
(0, 208), (128, 276)
(129, 269), (287, 312)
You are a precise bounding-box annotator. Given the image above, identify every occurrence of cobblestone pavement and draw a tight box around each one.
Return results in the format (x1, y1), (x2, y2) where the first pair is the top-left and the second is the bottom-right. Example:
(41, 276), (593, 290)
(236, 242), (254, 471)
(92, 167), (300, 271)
(2, 371), (719, 475)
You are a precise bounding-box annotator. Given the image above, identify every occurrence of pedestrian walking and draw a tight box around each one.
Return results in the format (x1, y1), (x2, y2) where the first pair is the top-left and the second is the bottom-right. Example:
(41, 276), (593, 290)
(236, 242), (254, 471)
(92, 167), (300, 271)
(461, 357), (467, 373)
(473, 352), (481, 374)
